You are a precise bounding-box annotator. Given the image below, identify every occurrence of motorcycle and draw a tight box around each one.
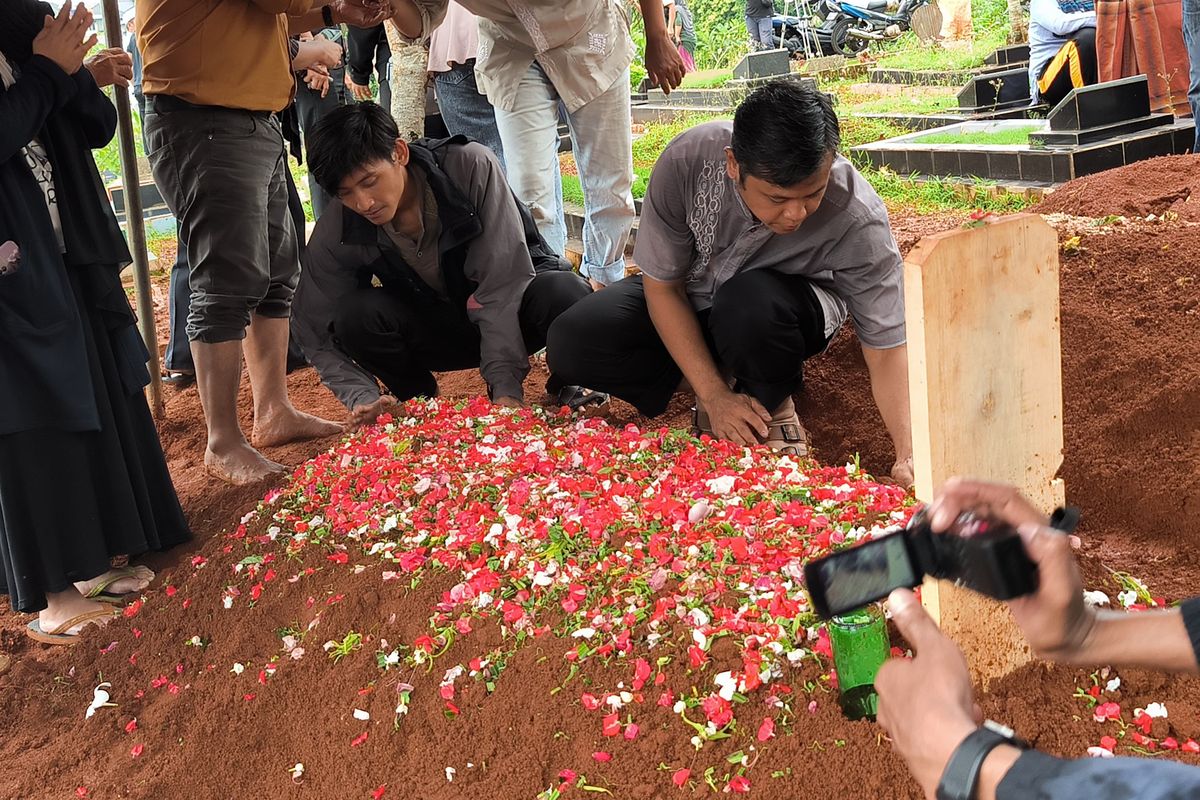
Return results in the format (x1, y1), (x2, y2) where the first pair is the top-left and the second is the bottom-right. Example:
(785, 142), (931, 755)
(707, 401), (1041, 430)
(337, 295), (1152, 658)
(770, 12), (838, 58)
(818, 0), (943, 57)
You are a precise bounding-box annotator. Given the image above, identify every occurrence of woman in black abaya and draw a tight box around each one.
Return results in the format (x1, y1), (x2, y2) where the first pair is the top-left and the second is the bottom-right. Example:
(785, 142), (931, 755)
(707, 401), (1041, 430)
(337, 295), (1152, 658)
(0, 1), (190, 644)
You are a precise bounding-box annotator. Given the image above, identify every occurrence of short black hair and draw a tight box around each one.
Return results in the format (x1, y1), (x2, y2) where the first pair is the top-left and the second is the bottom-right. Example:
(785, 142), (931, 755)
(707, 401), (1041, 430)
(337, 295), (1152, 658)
(308, 102), (400, 196)
(731, 80), (841, 187)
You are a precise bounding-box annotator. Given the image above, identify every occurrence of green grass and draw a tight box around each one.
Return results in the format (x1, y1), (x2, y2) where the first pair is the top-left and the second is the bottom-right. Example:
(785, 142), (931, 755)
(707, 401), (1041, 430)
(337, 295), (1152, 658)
(915, 125), (1040, 146)
(872, 0), (1011, 72)
(846, 92), (959, 116)
(562, 113), (725, 204)
(873, 27), (1009, 72)
(679, 69), (734, 90)
(862, 168), (1035, 214)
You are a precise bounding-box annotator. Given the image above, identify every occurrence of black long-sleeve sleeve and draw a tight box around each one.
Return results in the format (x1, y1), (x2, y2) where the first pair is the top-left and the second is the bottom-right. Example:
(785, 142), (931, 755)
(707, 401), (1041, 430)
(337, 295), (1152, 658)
(345, 24), (383, 85)
(998, 749), (1200, 800)
(0, 55), (76, 161)
(63, 67), (117, 149)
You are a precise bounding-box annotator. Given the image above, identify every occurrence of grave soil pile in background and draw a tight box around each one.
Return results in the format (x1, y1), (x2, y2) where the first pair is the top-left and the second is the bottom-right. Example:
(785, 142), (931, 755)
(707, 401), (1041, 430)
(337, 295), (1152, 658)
(0, 189), (1198, 799)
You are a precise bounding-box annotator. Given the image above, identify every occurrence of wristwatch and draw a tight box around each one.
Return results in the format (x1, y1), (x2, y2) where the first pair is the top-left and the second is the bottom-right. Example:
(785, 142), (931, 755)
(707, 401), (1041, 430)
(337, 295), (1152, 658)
(935, 720), (1027, 800)
(321, 4), (335, 26)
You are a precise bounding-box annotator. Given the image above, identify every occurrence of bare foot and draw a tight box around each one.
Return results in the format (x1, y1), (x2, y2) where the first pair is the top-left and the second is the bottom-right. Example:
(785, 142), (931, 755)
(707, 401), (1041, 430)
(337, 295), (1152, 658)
(204, 442), (288, 485)
(39, 594), (112, 635)
(75, 567), (153, 598)
(252, 406), (345, 448)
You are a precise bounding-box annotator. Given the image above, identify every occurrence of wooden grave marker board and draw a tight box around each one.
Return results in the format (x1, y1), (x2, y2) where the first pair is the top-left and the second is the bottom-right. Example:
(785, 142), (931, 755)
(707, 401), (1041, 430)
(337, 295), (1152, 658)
(904, 213), (1065, 682)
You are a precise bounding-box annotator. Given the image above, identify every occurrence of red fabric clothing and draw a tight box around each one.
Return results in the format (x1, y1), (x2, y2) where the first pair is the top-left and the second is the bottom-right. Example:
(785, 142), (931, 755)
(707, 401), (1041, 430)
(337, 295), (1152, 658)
(1096, 0), (1191, 115)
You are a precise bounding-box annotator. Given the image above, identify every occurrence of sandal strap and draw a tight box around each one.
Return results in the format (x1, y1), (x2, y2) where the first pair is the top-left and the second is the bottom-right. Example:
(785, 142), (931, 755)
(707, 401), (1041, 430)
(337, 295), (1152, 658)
(46, 608), (118, 636)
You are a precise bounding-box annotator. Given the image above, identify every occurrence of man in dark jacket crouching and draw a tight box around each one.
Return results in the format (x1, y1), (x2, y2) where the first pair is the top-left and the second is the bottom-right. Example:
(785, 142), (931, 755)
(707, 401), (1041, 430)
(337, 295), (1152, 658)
(294, 102), (594, 425)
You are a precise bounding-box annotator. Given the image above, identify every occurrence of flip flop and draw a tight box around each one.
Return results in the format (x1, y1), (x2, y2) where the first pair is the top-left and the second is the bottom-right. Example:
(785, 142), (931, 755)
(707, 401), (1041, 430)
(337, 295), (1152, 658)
(26, 608), (119, 646)
(79, 566), (151, 603)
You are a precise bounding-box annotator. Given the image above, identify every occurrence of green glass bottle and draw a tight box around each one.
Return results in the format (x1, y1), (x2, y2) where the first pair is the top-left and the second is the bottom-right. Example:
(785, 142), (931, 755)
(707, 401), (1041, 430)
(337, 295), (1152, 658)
(828, 606), (890, 721)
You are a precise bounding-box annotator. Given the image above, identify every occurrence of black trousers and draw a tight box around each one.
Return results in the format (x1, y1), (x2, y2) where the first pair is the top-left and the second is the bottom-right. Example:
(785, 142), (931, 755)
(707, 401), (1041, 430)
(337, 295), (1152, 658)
(1037, 26), (1098, 108)
(334, 270), (591, 400)
(546, 270), (829, 418)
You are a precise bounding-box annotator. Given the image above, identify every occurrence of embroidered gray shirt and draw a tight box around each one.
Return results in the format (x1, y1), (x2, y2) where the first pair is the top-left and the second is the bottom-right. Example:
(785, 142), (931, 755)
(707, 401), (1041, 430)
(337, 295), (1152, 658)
(633, 120), (906, 349)
(417, 0), (635, 113)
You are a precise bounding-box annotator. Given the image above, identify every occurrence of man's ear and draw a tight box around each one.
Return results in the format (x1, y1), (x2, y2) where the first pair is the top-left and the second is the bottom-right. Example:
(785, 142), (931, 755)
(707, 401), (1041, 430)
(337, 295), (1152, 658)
(724, 147), (740, 183)
(393, 138), (411, 167)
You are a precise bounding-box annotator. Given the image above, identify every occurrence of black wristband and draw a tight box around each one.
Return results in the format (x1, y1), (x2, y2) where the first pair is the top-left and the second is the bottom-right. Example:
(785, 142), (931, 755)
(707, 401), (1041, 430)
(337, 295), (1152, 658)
(1049, 506), (1080, 534)
(936, 722), (1025, 800)
(321, 4), (335, 26)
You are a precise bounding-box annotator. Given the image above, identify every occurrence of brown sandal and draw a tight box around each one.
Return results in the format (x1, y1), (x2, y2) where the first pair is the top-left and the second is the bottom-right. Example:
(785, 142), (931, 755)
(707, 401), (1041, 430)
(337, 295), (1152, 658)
(26, 608), (119, 646)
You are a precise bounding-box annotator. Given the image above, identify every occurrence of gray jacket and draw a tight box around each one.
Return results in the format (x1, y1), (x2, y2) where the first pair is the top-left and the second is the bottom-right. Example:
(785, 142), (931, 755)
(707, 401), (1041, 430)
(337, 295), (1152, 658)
(294, 138), (559, 408)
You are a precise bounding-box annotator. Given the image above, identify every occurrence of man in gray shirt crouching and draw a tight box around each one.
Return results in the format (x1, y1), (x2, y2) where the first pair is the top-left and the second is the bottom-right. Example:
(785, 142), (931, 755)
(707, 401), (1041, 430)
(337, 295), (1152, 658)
(547, 81), (914, 485)
(294, 103), (593, 425)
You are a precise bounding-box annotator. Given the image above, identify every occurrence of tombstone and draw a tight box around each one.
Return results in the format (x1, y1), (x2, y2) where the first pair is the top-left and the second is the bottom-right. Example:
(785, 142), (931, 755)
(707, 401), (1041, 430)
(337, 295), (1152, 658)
(956, 66), (1030, 112)
(1032, 75), (1175, 146)
(733, 48), (791, 81)
(985, 43), (1030, 67)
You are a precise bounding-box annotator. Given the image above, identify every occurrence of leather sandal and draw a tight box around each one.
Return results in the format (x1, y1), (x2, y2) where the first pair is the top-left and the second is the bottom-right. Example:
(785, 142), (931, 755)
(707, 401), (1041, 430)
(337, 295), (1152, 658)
(763, 396), (809, 458)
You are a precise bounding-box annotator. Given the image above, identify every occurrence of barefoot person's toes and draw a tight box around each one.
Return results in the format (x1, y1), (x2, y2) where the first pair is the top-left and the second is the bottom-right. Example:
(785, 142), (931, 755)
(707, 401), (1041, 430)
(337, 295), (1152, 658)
(74, 567), (152, 599)
(204, 442), (288, 485)
(252, 407), (345, 448)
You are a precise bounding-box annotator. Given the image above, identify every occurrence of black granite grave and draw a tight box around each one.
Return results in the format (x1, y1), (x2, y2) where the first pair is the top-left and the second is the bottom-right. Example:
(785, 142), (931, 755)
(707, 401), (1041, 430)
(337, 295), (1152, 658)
(733, 49), (790, 80)
(956, 66), (1030, 112)
(1029, 75), (1174, 146)
(984, 43), (1030, 67)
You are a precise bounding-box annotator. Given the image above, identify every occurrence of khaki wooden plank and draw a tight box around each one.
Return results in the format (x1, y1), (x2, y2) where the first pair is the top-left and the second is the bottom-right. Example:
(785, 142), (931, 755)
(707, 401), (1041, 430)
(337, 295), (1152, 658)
(904, 213), (1065, 682)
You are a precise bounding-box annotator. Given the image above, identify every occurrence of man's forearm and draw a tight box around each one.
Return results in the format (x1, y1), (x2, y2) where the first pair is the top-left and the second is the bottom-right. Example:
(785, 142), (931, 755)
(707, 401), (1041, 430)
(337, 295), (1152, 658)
(862, 343), (912, 458)
(386, 0), (425, 38)
(644, 279), (726, 402)
(638, 0), (670, 36)
(1071, 608), (1199, 674)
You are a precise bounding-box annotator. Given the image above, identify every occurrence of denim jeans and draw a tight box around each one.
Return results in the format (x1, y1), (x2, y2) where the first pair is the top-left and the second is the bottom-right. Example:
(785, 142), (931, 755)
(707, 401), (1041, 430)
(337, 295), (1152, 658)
(434, 61), (506, 172)
(746, 15), (775, 49)
(1184, 0), (1200, 151)
(493, 64), (634, 285)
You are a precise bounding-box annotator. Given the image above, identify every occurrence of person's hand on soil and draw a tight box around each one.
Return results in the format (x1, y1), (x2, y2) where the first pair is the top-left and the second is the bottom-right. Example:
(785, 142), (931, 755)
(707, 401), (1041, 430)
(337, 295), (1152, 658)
(347, 76), (373, 100)
(644, 30), (685, 93)
(493, 396), (526, 410)
(349, 395), (398, 427)
(875, 589), (986, 798)
(331, 0), (391, 28)
(890, 455), (914, 488)
(33, 2), (97, 76)
(84, 48), (134, 88)
(703, 389), (770, 446)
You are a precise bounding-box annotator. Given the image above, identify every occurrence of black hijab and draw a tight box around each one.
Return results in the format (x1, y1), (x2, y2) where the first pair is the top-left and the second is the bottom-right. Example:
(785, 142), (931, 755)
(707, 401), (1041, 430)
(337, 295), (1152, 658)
(0, 0), (53, 63)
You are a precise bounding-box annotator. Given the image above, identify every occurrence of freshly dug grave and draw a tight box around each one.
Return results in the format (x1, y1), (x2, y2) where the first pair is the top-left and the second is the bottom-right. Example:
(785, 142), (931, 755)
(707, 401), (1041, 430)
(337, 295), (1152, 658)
(1036, 153), (1200, 223)
(1, 200), (1199, 799)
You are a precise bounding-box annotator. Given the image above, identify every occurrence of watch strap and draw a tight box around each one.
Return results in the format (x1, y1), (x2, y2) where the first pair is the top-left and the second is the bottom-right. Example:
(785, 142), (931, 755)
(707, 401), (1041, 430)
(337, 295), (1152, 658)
(321, 4), (335, 26)
(935, 723), (1023, 800)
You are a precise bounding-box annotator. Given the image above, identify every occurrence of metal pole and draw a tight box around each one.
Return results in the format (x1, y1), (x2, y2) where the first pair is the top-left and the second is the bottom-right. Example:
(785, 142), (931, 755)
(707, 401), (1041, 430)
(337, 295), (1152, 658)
(101, 0), (164, 419)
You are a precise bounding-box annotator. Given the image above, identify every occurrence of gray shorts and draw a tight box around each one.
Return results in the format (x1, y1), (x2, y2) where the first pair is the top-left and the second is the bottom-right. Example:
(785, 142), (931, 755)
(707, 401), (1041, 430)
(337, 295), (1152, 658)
(146, 98), (299, 343)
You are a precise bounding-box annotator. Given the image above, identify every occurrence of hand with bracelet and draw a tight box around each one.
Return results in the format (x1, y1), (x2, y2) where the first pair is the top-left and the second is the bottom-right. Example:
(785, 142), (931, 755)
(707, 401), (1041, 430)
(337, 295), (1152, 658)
(875, 478), (1200, 800)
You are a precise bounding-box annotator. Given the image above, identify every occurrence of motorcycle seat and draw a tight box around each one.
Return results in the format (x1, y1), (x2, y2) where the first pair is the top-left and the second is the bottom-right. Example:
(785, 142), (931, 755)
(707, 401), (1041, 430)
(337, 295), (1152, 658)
(842, 0), (893, 10)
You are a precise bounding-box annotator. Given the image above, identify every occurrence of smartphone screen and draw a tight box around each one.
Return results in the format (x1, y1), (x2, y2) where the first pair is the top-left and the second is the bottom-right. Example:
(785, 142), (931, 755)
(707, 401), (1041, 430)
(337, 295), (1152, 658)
(805, 531), (919, 619)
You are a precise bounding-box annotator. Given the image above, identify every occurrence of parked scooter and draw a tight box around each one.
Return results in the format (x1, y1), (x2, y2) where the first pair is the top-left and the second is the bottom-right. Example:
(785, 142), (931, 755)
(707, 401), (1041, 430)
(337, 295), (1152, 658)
(770, 12), (838, 57)
(819, 0), (943, 56)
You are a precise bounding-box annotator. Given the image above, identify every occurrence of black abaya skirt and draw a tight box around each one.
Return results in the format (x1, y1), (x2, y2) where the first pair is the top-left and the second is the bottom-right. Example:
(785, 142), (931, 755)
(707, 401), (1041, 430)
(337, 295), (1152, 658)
(0, 265), (191, 613)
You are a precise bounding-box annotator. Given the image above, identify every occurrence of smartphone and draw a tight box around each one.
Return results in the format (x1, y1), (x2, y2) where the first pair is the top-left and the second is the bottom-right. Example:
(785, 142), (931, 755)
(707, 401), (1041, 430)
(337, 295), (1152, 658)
(0, 241), (18, 276)
(804, 530), (921, 620)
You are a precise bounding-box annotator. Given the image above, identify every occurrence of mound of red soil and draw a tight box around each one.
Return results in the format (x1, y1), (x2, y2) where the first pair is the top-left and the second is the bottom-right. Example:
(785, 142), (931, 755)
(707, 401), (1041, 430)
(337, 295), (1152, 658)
(2, 199), (1199, 799)
(1035, 154), (1200, 222)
